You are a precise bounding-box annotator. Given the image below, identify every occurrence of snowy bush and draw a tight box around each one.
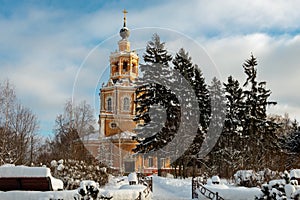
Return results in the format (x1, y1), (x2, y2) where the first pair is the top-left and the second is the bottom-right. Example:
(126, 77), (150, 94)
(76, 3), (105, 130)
(234, 170), (258, 187)
(76, 180), (113, 200)
(78, 180), (100, 199)
(49, 159), (108, 190)
(234, 169), (279, 187)
(50, 160), (58, 167)
(256, 170), (300, 200)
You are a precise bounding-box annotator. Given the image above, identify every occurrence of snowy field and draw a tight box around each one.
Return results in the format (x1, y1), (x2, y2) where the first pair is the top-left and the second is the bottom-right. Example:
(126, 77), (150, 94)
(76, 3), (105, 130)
(152, 175), (261, 200)
(153, 175), (192, 199)
(1, 165), (300, 200)
(0, 174), (275, 200)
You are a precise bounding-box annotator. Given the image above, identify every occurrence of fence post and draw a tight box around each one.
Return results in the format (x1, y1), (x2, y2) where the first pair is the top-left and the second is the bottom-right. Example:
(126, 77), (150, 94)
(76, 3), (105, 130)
(150, 177), (153, 192)
(192, 177), (198, 199)
(216, 192), (218, 200)
(192, 178), (194, 199)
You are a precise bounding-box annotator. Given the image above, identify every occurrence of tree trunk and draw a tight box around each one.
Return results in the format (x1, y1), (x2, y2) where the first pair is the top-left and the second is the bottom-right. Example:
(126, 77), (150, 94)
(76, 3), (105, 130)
(157, 153), (162, 176)
(192, 158), (196, 178)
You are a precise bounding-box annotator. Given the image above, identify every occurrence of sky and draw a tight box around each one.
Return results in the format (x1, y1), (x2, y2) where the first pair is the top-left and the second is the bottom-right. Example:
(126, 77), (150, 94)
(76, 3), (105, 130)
(1, 0), (300, 137)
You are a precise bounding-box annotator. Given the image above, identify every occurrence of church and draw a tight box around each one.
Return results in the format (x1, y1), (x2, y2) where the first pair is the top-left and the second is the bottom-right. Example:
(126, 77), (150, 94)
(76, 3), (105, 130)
(82, 10), (171, 174)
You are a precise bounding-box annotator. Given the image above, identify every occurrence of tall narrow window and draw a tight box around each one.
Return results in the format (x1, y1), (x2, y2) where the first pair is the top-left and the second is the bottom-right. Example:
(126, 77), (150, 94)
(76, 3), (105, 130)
(123, 97), (130, 111)
(161, 158), (166, 168)
(107, 97), (112, 112)
(123, 61), (128, 72)
(148, 157), (153, 167)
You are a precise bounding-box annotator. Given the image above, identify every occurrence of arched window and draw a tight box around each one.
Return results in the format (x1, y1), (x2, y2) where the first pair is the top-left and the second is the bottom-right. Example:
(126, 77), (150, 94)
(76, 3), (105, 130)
(123, 97), (130, 111)
(107, 97), (112, 112)
(123, 61), (128, 72)
(148, 157), (153, 167)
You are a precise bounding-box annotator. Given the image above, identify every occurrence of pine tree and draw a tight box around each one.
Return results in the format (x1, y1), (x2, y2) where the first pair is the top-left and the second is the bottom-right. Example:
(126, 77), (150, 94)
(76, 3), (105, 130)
(286, 131), (300, 154)
(171, 49), (199, 178)
(171, 48), (210, 177)
(133, 34), (179, 176)
(206, 77), (226, 175)
(223, 76), (244, 135)
(222, 76), (245, 174)
(291, 119), (299, 132)
(241, 54), (278, 170)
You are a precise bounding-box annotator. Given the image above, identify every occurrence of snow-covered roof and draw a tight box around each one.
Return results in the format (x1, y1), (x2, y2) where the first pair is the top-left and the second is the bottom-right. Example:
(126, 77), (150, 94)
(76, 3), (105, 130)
(0, 165), (63, 191)
(0, 165), (51, 178)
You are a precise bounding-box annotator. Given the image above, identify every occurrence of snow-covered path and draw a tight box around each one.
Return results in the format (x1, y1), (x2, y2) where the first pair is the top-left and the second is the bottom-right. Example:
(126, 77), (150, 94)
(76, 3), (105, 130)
(152, 176), (192, 200)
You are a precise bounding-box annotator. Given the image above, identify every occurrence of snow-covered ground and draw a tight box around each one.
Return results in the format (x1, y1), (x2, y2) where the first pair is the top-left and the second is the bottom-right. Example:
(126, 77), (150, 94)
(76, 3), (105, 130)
(102, 174), (152, 200)
(0, 190), (78, 200)
(0, 171), (264, 200)
(200, 182), (262, 200)
(1, 165), (300, 200)
(152, 175), (262, 200)
(153, 175), (192, 199)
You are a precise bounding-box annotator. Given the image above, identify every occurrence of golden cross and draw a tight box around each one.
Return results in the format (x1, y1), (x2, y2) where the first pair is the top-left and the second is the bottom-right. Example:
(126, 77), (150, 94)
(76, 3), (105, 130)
(123, 9), (128, 19)
(122, 9), (128, 27)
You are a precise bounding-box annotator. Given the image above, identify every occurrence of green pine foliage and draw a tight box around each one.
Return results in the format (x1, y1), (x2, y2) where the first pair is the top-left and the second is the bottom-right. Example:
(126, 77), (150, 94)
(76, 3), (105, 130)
(134, 34), (286, 177)
(133, 33), (179, 154)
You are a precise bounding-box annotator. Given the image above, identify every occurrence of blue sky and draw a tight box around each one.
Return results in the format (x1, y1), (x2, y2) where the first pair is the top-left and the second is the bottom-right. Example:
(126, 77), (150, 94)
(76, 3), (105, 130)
(1, 0), (300, 136)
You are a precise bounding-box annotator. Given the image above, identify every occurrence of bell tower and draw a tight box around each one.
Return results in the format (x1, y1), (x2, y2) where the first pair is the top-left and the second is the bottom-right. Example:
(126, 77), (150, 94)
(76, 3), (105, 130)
(99, 9), (139, 142)
(109, 9), (139, 83)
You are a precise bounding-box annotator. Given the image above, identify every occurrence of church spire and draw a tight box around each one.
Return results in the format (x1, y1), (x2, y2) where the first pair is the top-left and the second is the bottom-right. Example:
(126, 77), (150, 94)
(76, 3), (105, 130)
(119, 9), (130, 40)
(123, 9), (128, 27)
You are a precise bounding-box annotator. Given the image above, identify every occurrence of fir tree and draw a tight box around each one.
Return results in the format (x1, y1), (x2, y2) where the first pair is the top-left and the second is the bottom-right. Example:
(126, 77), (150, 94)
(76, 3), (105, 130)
(173, 48), (210, 177)
(206, 77), (226, 175)
(222, 76), (245, 174)
(241, 54), (278, 170)
(223, 76), (244, 136)
(285, 131), (300, 153)
(133, 34), (179, 176)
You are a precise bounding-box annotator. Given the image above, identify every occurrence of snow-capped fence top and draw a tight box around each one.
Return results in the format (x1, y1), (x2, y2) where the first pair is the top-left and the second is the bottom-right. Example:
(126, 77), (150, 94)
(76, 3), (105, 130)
(192, 177), (225, 200)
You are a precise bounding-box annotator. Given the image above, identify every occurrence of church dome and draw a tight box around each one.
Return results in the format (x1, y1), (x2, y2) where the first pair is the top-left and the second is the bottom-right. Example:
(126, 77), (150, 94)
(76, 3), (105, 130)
(120, 26), (130, 39)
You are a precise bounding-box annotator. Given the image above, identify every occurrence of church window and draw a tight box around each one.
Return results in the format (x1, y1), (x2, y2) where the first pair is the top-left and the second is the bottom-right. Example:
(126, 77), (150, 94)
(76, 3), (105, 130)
(123, 97), (130, 111)
(148, 157), (153, 167)
(132, 63), (136, 73)
(123, 61), (128, 72)
(116, 62), (119, 72)
(161, 158), (166, 168)
(110, 122), (117, 129)
(107, 97), (112, 112)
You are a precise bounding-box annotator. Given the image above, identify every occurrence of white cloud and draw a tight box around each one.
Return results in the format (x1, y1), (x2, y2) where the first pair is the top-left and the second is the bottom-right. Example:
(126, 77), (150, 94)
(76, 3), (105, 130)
(1, 1), (300, 135)
(202, 33), (300, 120)
(123, 0), (300, 37)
